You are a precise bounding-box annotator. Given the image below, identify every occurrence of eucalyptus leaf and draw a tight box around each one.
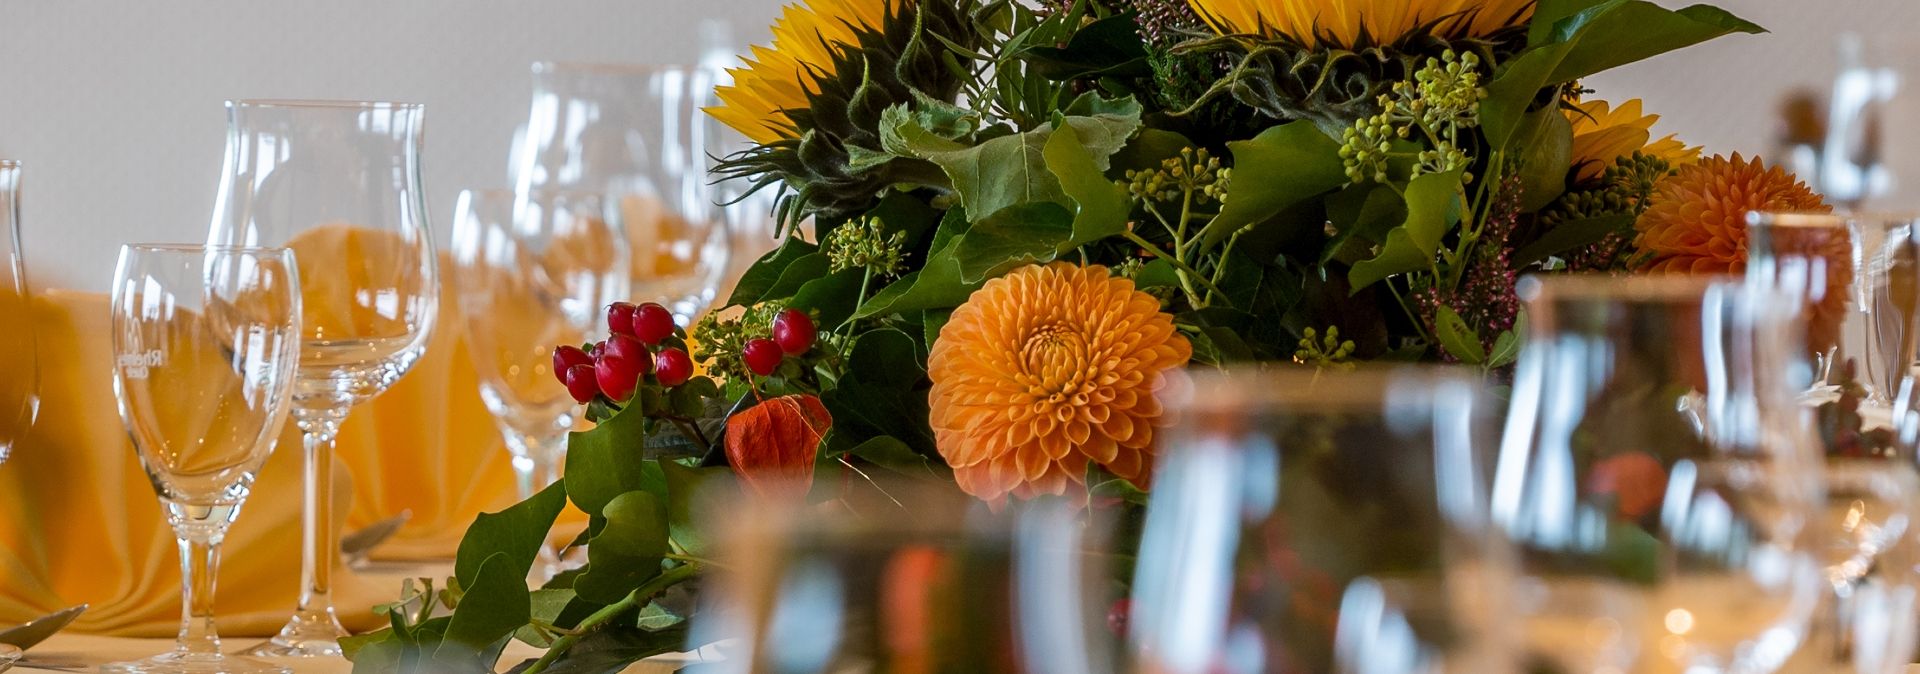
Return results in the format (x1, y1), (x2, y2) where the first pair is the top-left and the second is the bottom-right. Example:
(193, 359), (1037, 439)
(1204, 122), (1348, 247)
(1349, 170), (1464, 290)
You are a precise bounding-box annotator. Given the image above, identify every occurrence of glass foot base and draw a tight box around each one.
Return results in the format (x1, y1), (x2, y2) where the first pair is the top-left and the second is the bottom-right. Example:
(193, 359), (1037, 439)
(240, 612), (348, 658)
(102, 652), (289, 674)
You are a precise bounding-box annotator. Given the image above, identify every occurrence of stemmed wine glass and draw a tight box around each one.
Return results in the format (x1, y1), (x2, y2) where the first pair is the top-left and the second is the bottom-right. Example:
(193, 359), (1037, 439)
(0, 161), (35, 671)
(106, 244), (302, 674)
(206, 100), (439, 657)
(449, 187), (627, 573)
(513, 62), (730, 321)
(1494, 275), (1824, 673)
(0, 161), (36, 469)
(1129, 366), (1515, 674)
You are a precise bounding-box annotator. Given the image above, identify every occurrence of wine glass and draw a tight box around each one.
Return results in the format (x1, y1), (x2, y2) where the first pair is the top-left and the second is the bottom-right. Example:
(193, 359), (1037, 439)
(449, 187), (627, 574)
(1843, 213), (1920, 409)
(512, 62), (731, 321)
(0, 161), (36, 469)
(1494, 275), (1824, 673)
(105, 244), (302, 674)
(690, 482), (1115, 673)
(206, 99), (438, 657)
(1129, 366), (1516, 674)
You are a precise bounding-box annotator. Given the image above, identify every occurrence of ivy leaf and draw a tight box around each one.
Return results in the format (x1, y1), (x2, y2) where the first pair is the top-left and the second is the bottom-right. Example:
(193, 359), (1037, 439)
(1433, 305), (1487, 365)
(727, 238), (819, 307)
(661, 461), (738, 558)
(856, 208), (980, 318)
(1349, 170), (1464, 290)
(433, 552), (531, 669)
(1044, 122), (1133, 247)
(503, 624), (691, 674)
(453, 481), (568, 592)
(564, 406), (668, 518)
(1513, 214), (1636, 267)
(787, 268), (867, 329)
(819, 329), (936, 455)
(1321, 183), (1407, 265)
(1204, 121), (1348, 247)
(573, 491), (671, 604)
(911, 127), (1065, 222)
(750, 252), (833, 305)
(1055, 93), (1144, 165)
(1019, 14), (1151, 80)
(953, 201), (1073, 282)
(847, 435), (946, 479)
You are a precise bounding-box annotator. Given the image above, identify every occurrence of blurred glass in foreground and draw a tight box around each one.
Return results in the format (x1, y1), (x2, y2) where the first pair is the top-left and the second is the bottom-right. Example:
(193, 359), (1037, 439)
(1130, 365), (1515, 674)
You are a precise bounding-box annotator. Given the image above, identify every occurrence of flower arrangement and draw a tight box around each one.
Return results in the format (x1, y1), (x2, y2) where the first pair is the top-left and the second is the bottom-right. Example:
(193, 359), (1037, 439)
(343, 0), (1835, 671)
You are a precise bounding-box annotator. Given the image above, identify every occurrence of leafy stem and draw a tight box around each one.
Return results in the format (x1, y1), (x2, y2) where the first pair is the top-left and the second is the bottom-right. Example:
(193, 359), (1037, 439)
(1122, 229), (1226, 306)
(518, 563), (702, 674)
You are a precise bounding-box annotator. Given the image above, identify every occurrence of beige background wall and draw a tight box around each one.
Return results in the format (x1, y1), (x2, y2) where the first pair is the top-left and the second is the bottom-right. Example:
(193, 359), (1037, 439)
(0, 0), (1906, 290)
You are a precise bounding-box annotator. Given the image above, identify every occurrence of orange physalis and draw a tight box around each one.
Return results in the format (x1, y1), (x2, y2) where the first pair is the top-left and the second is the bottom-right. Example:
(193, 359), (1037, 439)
(725, 394), (832, 500)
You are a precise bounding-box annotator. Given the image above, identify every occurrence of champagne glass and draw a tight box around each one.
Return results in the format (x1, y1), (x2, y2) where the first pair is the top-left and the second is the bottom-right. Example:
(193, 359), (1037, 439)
(513, 62), (731, 321)
(449, 187), (627, 574)
(1494, 275), (1824, 673)
(1129, 366), (1515, 674)
(0, 161), (36, 468)
(1844, 213), (1920, 409)
(690, 483), (1115, 673)
(206, 100), (438, 657)
(106, 244), (302, 674)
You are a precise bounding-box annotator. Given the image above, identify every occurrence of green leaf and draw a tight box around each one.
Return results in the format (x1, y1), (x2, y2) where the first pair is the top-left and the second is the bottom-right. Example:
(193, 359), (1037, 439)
(503, 624), (691, 674)
(911, 128), (1065, 222)
(953, 201), (1074, 282)
(1055, 93), (1144, 166)
(1321, 183), (1408, 265)
(1433, 305), (1486, 365)
(921, 309), (952, 346)
(454, 481), (568, 591)
(855, 210), (979, 318)
(788, 268), (867, 329)
(1349, 170), (1464, 290)
(727, 239), (819, 307)
(820, 329), (936, 455)
(848, 435), (944, 479)
(846, 328), (925, 389)
(1019, 15), (1151, 80)
(1515, 106), (1575, 212)
(752, 252), (833, 304)
(1044, 122), (1132, 247)
(1489, 310), (1529, 369)
(1204, 122), (1348, 247)
(433, 552), (531, 668)
(573, 491), (671, 604)
(1513, 214), (1636, 267)
(661, 461), (737, 558)
(512, 589), (582, 648)
(1111, 128), (1193, 174)
(1528, 0), (1611, 45)
(565, 406), (668, 517)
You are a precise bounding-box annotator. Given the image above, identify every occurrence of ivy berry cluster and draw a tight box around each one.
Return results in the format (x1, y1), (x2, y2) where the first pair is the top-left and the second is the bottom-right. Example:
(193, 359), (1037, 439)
(551, 301), (697, 404)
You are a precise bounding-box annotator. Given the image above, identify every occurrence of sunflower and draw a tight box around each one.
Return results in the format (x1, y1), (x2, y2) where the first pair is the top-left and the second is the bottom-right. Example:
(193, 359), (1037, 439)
(1633, 153), (1829, 276)
(927, 263), (1192, 502)
(1567, 99), (1700, 183)
(1187, 0), (1533, 48)
(709, 0), (896, 145)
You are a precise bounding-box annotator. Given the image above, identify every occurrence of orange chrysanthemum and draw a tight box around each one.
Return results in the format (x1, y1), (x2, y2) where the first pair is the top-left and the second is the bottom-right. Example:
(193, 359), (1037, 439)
(1566, 99), (1699, 183)
(927, 262), (1192, 502)
(1634, 153), (1829, 275)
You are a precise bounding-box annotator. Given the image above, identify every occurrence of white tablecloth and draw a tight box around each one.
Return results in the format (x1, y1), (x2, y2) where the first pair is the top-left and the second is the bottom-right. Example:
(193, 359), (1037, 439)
(17, 633), (692, 673)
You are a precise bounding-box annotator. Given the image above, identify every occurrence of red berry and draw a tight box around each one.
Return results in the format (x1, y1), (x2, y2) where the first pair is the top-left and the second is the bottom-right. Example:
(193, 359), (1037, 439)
(743, 338), (784, 376)
(552, 345), (592, 384)
(595, 355), (643, 402)
(654, 348), (693, 387)
(1107, 598), (1132, 636)
(631, 303), (676, 345)
(601, 334), (653, 374)
(606, 302), (639, 337)
(590, 340), (606, 358)
(772, 308), (816, 355)
(563, 364), (599, 403)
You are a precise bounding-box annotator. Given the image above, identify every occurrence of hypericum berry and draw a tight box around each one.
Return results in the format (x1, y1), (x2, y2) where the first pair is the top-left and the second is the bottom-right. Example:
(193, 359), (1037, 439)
(743, 338), (784, 377)
(632, 303), (675, 345)
(606, 302), (639, 337)
(595, 355), (643, 402)
(590, 340), (606, 358)
(772, 308), (816, 355)
(563, 364), (599, 403)
(602, 334), (653, 374)
(552, 345), (593, 384)
(654, 348), (693, 387)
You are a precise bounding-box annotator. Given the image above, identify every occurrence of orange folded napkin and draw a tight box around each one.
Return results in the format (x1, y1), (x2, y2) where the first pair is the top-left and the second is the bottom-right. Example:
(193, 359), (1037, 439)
(0, 283), (533, 637)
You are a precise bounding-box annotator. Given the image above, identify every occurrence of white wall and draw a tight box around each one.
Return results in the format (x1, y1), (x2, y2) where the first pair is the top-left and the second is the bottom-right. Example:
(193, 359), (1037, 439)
(0, 0), (1900, 291)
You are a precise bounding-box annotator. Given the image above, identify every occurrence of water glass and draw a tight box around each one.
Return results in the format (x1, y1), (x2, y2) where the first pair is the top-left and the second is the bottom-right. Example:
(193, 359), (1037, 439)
(0, 161), (35, 469)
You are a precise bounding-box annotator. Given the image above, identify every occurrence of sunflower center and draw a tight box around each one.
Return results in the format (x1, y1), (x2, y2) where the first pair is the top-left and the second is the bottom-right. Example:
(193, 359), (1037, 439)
(1021, 322), (1091, 401)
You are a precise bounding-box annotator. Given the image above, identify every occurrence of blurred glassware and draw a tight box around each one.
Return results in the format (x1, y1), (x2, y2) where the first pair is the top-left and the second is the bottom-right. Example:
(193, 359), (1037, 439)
(1130, 366), (1515, 674)
(449, 187), (627, 576)
(1494, 275), (1824, 673)
(1746, 212), (1858, 388)
(1843, 213), (1920, 410)
(106, 244), (302, 674)
(692, 483), (1115, 674)
(0, 161), (36, 469)
(512, 62), (732, 322)
(207, 99), (439, 657)
(1821, 34), (1920, 212)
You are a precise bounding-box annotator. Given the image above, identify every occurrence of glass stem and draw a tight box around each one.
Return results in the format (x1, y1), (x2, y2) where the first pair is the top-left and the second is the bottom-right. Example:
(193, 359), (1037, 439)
(295, 408), (347, 622)
(175, 530), (223, 656)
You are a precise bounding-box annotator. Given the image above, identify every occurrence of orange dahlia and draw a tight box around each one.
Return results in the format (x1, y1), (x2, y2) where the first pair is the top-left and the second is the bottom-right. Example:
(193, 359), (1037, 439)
(1566, 99), (1699, 183)
(927, 262), (1192, 502)
(1633, 153), (1829, 275)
